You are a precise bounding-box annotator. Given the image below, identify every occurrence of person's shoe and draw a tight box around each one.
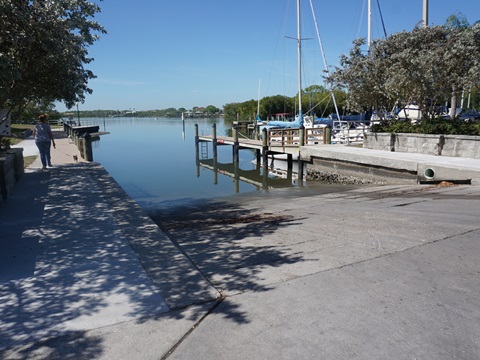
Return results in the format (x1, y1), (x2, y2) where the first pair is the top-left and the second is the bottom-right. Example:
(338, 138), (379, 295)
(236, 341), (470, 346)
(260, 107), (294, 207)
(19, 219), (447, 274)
(48, 163), (53, 167)
(42, 166), (47, 170)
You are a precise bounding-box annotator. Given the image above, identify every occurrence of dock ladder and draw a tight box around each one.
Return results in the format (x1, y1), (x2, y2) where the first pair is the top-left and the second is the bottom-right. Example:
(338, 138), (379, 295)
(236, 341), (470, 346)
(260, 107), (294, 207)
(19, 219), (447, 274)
(200, 141), (209, 159)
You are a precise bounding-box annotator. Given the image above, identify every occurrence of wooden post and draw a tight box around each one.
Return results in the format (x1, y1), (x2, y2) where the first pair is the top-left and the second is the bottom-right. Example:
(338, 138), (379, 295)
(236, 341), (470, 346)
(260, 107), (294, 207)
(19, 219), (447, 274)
(299, 127), (305, 146)
(194, 124), (199, 161)
(83, 132), (93, 162)
(287, 154), (293, 183)
(78, 135), (84, 158)
(213, 156), (218, 185)
(324, 125), (332, 144)
(212, 123), (217, 160)
(74, 130), (80, 146)
(233, 124), (239, 163)
(298, 160), (304, 186)
(234, 158), (239, 193)
(194, 124), (201, 177)
(262, 128), (268, 147)
(262, 128), (268, 173)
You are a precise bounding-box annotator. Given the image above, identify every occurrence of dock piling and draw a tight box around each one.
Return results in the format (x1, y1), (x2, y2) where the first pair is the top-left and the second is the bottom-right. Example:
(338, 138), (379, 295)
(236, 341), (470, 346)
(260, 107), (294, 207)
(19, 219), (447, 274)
(233, 124), (239, 164)
(83, 132), (93, 162)
(212, 123), (218, 160)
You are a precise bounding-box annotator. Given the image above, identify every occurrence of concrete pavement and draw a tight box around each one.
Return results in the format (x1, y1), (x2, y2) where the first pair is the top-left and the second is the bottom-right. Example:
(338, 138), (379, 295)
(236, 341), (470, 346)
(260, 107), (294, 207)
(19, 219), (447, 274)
(11, 129), (85, 170)
(1, 133), (480, 359)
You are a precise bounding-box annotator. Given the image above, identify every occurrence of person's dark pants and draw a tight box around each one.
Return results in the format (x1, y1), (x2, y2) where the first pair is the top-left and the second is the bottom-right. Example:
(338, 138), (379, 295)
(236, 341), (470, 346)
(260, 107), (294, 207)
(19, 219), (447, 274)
(35, 141), (52, 167)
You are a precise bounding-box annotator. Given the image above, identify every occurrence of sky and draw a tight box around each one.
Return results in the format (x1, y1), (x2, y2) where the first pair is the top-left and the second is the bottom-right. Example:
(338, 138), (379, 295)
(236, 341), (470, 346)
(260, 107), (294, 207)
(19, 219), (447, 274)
(57, 0), (480, 112)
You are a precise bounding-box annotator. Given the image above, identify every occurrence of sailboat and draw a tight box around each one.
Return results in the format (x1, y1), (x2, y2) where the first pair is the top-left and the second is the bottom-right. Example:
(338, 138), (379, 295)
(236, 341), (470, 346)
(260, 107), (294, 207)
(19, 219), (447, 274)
(260, 0), (341, 134)
(262, 0), (305, 130)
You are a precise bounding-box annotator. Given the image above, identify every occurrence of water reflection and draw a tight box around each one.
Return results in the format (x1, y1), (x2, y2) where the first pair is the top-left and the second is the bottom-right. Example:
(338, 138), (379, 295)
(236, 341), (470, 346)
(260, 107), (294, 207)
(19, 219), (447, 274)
(196, 158), (298, 192)
(81, 117), (303, 210)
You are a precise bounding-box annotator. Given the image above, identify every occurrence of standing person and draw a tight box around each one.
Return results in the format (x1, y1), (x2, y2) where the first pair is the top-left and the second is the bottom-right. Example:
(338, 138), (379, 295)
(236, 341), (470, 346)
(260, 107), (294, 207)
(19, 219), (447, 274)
(33, 114), (56, 170)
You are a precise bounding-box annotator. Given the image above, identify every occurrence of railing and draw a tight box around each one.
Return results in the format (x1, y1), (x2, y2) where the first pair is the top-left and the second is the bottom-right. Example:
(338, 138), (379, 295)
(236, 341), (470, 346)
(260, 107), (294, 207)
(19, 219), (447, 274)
(268, 127), (329, 147)
(62, 118), (98, 127)
(268, 128), (301, 147)
(197, 124), (332, 154)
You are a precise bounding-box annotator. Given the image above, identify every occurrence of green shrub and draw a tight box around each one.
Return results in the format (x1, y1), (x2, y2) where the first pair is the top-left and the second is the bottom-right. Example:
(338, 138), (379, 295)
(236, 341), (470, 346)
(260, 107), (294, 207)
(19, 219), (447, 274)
(371, 118), (480, 136)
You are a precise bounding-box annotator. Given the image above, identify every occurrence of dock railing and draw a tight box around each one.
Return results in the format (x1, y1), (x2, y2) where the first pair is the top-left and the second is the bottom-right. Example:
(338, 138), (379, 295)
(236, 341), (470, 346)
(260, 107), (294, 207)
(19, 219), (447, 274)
(268, 127), (330, 147)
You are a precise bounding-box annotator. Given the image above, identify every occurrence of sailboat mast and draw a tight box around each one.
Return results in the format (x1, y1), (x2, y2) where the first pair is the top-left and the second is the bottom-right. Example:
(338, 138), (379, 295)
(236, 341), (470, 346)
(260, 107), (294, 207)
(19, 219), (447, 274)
(257, 79), (261, 118)
(367, 0), (372, 50)
(297, 0), (303, 120)
(422, 0), (428, 27)
(308, 0), (341, 121)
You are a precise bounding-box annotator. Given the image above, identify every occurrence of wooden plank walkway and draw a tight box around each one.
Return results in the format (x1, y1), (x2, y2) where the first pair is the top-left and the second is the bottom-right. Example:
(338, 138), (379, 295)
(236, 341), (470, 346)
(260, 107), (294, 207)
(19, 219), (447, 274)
(194, 124), (327, 181)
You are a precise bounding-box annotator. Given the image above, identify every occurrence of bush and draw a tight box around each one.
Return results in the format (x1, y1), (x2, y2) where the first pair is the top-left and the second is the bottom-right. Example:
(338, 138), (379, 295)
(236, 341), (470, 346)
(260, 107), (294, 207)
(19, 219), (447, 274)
(371, 118), (480, 136)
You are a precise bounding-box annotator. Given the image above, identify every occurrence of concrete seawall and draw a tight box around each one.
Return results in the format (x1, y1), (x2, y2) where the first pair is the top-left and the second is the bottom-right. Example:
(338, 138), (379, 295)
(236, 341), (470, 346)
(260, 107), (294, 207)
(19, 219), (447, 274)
(364, 132), (480, 159)
(300, 144), (480, 184)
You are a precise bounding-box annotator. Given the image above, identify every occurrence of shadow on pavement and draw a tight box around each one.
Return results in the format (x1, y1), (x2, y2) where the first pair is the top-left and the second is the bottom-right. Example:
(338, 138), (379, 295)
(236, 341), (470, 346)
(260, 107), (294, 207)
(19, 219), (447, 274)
(0, 165), (168, 356)
(1, 163), (309, 358)
(151, 201), (307, 295)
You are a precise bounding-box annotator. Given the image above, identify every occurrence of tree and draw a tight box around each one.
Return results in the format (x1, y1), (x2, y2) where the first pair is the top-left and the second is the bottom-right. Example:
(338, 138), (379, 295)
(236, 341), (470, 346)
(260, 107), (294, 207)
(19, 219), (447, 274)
(327, 38), (393, 120)
(445, 12), (470, 30)
(224, 100), (257, 121)
(205, 105), (219, 116)
(0, 0), (106, 115)
(260, 95), (294, 119)
(327, 23), (480, 121)
(303, 85), (326, 94)
(302, 85), (346, 118)
(443, 13), (480, 117)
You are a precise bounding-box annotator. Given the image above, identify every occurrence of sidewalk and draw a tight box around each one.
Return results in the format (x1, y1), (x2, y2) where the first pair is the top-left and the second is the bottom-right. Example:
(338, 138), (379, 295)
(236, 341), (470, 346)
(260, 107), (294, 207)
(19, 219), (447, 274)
(2, 134), (480, 359)
(11, 129), (85, 170)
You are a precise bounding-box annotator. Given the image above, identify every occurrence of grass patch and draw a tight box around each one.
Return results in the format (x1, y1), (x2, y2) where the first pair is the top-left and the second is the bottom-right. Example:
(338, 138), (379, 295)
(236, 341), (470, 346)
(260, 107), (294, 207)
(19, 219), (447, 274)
(11, 124), (34, 131)
(24, 155), (37, 168)
(2, 124), (34, 145)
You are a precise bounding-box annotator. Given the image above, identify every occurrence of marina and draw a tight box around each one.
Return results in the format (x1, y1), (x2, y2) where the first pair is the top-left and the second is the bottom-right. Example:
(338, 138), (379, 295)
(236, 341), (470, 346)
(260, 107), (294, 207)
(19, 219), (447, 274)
(17, 116), (479, 213)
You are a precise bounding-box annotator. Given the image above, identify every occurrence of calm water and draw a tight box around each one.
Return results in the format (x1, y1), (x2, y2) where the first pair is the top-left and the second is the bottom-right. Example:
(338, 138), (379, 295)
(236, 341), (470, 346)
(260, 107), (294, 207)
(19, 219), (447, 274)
(88, 117), (300, 211)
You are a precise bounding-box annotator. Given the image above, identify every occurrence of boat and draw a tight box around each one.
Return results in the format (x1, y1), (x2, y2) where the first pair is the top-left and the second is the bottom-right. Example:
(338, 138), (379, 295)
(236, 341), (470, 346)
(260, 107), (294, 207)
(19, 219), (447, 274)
(397, 104), (422, 121)
(261, 0), (308, 131)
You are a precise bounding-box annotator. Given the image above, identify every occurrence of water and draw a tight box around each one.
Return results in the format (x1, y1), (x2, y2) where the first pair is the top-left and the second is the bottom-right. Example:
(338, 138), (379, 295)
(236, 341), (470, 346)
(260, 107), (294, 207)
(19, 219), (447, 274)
(88, 117), (300, 211)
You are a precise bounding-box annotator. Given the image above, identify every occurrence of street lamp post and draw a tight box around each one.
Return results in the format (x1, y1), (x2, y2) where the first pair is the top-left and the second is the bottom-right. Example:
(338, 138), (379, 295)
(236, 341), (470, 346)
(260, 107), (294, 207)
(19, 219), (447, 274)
(76, 102), (81, 126)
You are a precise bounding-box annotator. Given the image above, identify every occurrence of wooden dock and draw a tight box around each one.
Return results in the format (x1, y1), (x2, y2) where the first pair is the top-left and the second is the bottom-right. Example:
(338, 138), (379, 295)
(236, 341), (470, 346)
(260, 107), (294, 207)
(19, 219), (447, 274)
(196, 124), (325, 155)
(194, 124), (326, 182)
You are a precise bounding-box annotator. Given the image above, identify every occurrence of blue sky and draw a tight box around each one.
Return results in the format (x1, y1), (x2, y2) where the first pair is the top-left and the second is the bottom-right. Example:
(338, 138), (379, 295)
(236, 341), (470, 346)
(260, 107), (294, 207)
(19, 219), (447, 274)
(59, 0), (480, 112)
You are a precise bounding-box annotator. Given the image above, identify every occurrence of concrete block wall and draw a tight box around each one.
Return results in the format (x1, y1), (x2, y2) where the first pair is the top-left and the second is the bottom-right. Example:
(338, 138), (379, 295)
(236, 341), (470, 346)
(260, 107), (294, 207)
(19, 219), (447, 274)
(0, 148), (24, 202)
(0, 154), (16, 202)
(364, 133), (480, 159)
